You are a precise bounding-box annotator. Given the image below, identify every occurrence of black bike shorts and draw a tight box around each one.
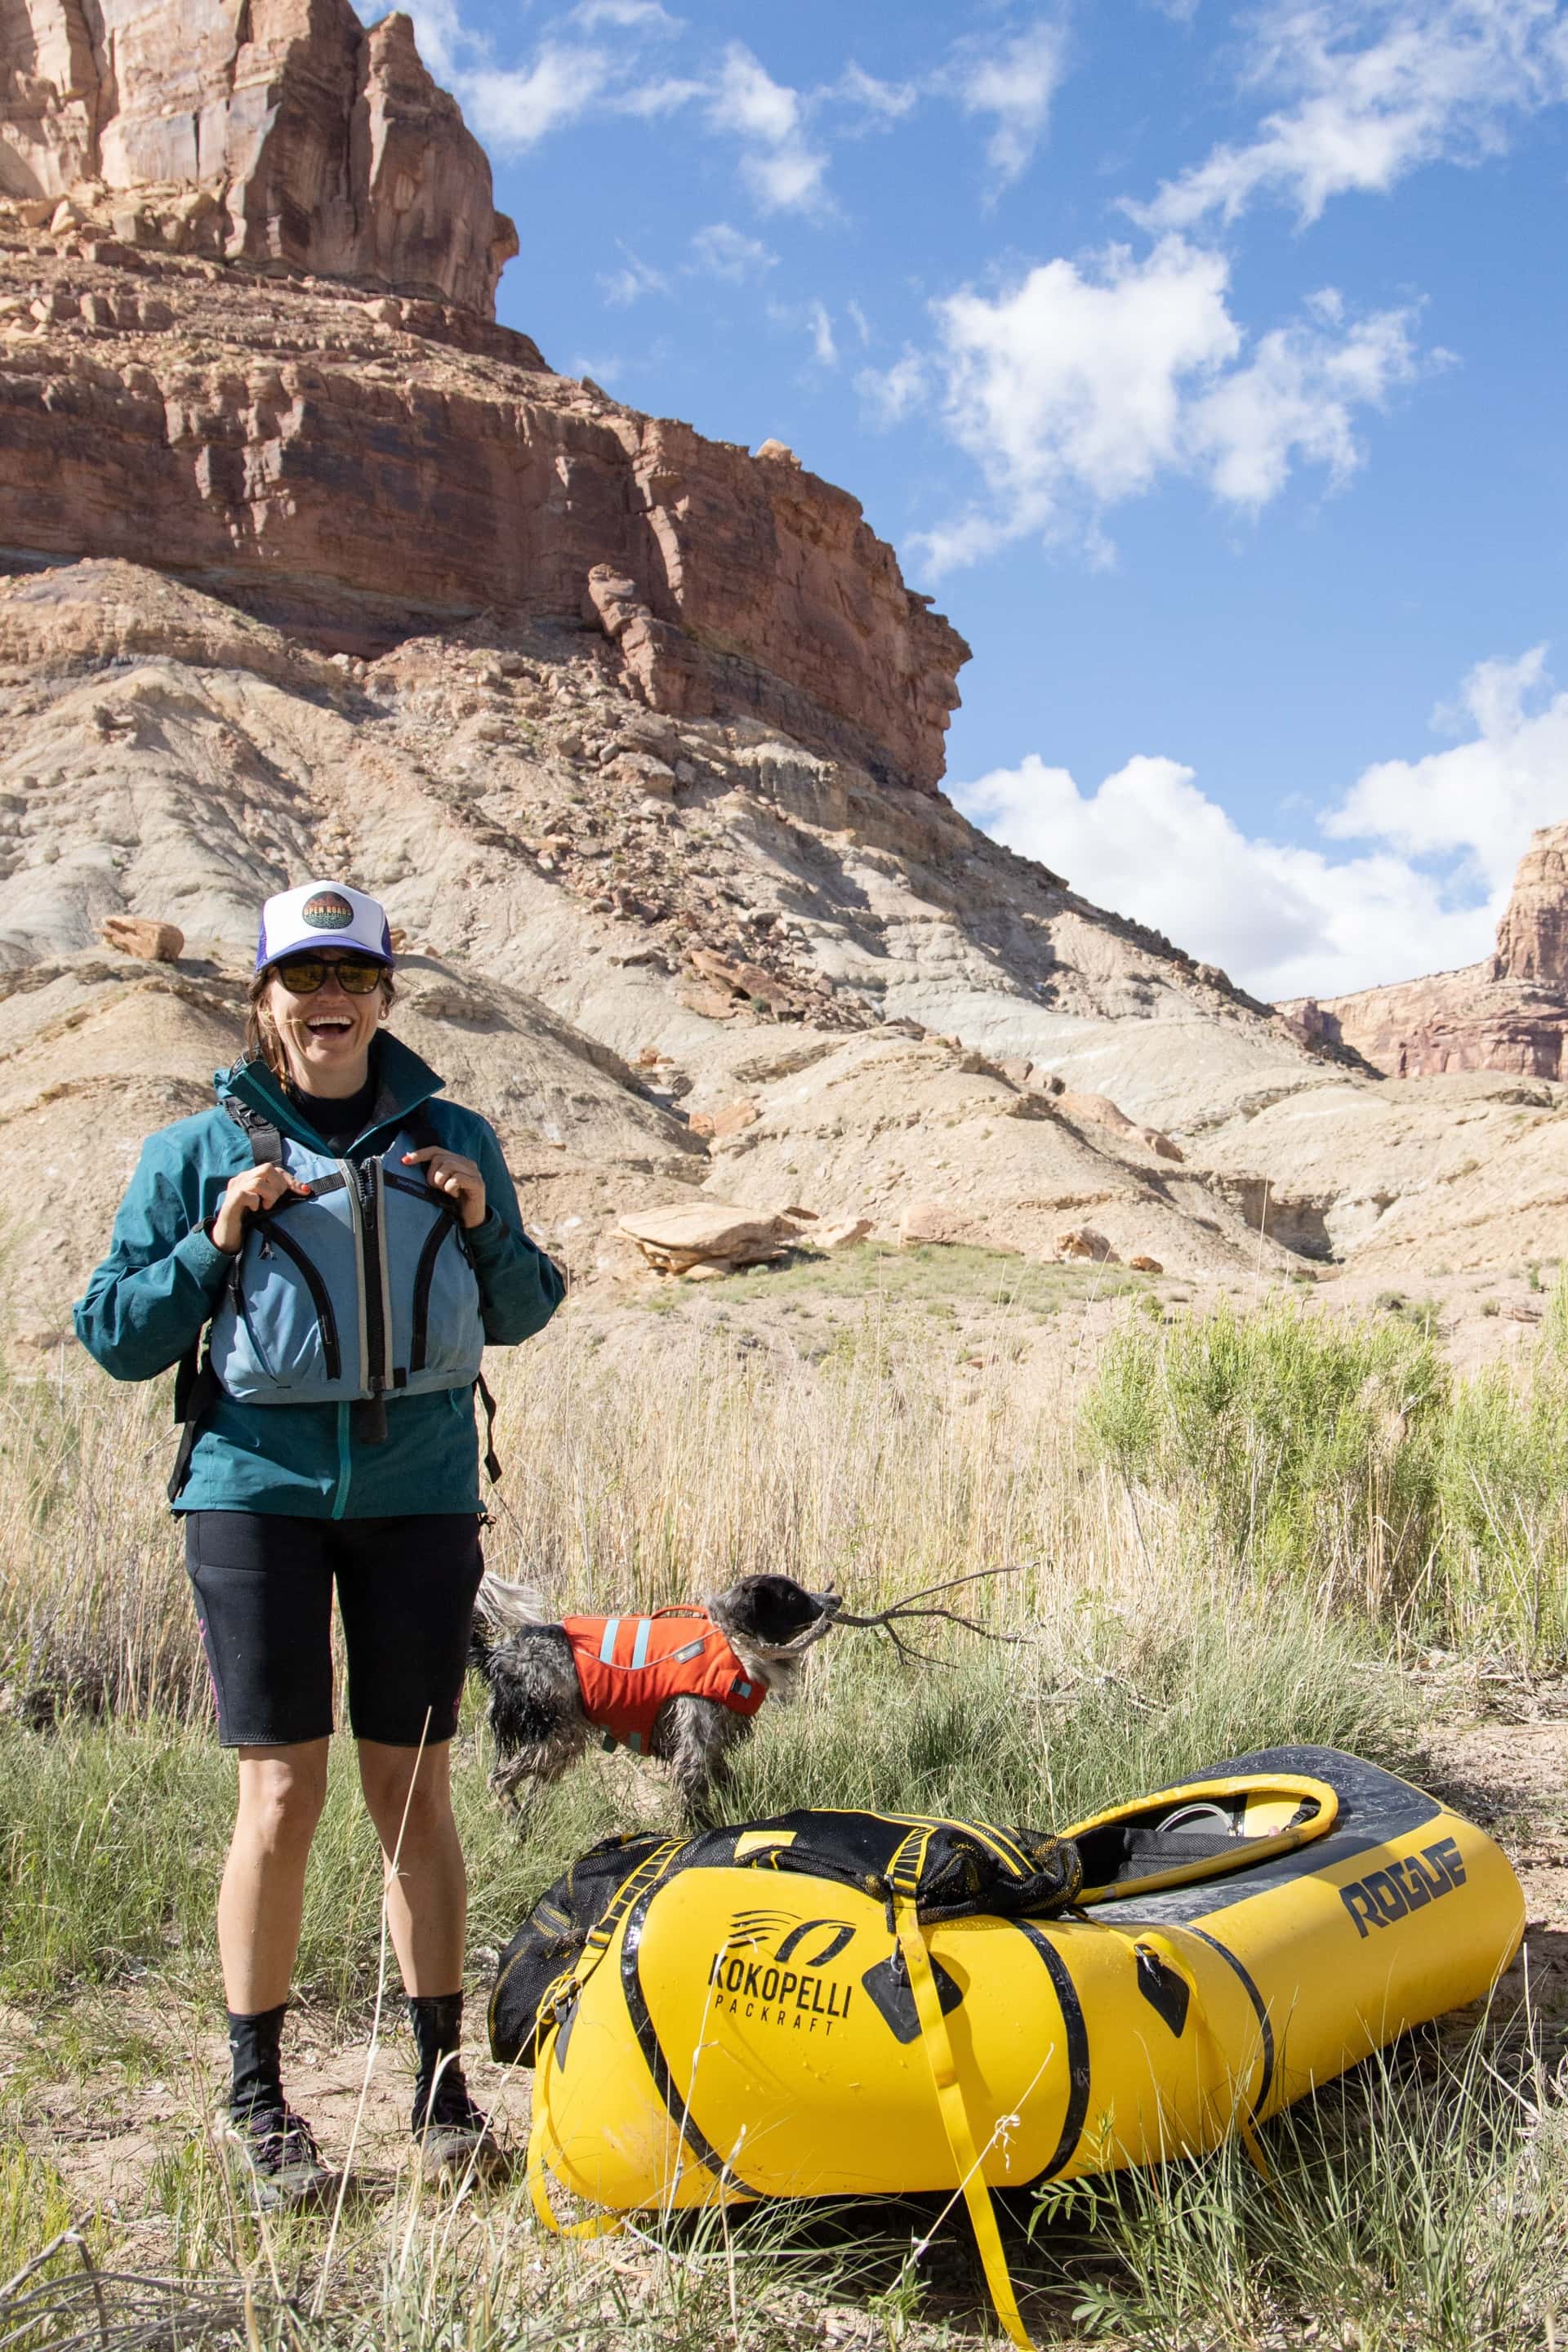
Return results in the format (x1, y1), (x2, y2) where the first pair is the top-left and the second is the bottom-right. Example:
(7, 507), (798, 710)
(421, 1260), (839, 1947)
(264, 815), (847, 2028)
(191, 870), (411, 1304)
(185, 1511), (484, 1749)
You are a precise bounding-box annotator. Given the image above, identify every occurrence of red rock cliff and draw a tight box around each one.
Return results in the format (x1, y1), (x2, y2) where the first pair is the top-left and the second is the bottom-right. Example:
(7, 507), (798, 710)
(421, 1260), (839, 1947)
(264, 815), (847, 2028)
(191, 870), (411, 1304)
(0, 2), (969, 790)
(1281, 822), (1568, 1080)
(1493, 823), (1568, 990)
(1, 0), (517, 314)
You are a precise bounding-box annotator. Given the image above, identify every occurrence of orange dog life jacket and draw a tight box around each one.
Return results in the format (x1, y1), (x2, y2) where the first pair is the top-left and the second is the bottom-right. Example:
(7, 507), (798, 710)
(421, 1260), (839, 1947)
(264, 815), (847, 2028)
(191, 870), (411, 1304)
(561, 1612), (769, 1752)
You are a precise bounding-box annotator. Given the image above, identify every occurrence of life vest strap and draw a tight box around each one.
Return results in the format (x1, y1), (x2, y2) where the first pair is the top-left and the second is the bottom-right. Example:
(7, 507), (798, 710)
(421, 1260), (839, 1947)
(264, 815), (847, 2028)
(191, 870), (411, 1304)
(894, 1895), (1037, 2352)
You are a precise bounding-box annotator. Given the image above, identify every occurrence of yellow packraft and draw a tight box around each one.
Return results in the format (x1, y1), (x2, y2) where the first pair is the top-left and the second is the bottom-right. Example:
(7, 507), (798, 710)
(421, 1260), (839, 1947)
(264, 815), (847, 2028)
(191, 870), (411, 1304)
(490, 1745), (1523, 2348)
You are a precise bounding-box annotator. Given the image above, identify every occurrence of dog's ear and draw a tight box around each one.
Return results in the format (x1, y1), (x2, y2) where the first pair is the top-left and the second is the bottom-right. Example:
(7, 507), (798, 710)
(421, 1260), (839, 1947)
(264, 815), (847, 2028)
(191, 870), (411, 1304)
(475, 1575), (547, 1635)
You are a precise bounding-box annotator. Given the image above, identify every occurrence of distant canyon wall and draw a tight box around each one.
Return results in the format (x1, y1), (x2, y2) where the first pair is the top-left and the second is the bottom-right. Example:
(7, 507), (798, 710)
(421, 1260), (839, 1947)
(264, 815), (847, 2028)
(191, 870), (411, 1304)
(1281, 822), (1568, 1080)
(0, 0), (516, 313)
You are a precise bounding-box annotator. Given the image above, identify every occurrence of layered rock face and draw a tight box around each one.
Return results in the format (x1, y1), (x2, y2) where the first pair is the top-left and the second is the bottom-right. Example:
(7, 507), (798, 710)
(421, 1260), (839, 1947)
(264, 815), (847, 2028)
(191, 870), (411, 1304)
(1281, 823), (1568, 1080)
(0, 0), (517, 312)
(0, 0), (969, 792)
(1494, 824), (1568, 988)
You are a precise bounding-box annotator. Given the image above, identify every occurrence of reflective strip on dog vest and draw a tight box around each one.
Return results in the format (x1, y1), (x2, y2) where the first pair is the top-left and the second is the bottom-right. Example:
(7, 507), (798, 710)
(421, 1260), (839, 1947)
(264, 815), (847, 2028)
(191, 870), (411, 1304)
(562, 1613), (769, 1751)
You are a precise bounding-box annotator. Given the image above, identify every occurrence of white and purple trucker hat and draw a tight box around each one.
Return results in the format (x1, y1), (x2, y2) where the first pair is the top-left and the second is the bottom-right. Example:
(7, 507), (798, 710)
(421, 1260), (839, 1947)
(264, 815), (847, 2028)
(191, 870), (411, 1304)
(255, 880), (394, 973)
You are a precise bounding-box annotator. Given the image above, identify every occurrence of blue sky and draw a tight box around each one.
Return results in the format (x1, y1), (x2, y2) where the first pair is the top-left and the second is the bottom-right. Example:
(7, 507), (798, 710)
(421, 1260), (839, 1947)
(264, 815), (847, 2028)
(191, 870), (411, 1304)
(361, 0), (1568, 1000)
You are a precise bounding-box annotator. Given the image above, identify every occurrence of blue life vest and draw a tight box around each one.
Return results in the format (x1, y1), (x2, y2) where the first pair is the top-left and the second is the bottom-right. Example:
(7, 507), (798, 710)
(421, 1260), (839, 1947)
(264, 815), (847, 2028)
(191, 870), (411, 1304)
(206, 1099), (486, 1419)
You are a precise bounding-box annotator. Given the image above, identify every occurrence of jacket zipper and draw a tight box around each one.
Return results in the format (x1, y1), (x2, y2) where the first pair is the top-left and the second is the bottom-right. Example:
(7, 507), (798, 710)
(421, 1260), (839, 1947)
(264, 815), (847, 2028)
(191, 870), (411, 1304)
(340, 1156), (372, 1399)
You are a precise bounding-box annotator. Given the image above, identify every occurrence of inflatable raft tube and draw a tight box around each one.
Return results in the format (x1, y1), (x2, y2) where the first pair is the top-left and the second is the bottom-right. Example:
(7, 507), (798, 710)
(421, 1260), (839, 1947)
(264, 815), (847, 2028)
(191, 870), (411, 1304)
(492, 1746), (1523, 2343)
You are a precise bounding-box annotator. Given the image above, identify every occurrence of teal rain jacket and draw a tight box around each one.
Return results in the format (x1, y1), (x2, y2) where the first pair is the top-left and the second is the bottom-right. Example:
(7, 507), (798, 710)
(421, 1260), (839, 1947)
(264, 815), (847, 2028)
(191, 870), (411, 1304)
(73, 1036), (565, 1518)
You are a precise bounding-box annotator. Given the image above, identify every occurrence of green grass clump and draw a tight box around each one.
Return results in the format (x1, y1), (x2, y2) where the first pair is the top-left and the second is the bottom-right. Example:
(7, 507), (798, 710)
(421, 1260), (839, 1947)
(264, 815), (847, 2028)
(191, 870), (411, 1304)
(721, 1592), (1405, 1829)
(732, 1240), (1153, 1314)
(0, 2137), (74, 2292)
(1035, 2028), (1567, 2350)
(1081, 1295), (1447, 1609)
(1080, 1286), (1568, 1659)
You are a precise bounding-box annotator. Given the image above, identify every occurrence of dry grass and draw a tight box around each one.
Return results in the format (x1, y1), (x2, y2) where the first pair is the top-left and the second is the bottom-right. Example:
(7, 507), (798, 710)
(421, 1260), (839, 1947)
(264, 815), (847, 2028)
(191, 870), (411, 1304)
(1, 1292), (1564, 2347)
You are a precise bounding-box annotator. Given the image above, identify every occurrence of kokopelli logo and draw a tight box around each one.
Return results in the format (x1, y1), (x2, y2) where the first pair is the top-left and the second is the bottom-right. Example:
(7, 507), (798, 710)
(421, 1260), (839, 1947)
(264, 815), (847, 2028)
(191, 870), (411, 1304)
(706, 1912), (858, 2034)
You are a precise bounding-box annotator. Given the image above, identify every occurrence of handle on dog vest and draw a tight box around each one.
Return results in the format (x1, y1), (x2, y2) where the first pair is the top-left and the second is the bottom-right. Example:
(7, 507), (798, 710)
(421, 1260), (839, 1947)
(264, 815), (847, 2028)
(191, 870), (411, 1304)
(894, 1895), (1036, 2351)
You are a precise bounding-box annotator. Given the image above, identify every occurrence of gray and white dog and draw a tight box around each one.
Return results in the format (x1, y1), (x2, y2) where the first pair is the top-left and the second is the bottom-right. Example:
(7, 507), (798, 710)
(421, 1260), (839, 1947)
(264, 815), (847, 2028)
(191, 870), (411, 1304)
(468, 1573), (836, 1824)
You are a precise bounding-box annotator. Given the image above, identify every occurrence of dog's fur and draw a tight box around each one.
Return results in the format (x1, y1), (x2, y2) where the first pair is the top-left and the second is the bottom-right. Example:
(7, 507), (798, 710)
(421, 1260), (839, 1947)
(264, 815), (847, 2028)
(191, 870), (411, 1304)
(470, 1574), (833, 1824)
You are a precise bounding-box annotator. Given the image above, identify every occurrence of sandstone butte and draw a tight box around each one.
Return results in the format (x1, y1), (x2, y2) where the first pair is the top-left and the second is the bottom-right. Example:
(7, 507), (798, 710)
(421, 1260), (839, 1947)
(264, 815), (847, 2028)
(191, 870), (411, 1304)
(1280, 823), (1568, 1081)
(0, 0), (969, 795)
(5, 0), (1568, 1350)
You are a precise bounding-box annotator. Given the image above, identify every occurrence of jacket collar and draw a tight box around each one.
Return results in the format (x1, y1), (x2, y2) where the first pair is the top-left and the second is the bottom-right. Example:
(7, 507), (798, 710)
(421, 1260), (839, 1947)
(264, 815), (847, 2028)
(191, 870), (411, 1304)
(216, 1034), (447, 1154)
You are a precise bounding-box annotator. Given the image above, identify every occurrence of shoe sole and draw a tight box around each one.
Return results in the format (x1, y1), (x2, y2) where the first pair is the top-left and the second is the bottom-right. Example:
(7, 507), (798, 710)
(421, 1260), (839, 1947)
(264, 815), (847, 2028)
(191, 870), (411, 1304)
(417, 2128), (507, 2185)
(213, 2119), (334, 2213)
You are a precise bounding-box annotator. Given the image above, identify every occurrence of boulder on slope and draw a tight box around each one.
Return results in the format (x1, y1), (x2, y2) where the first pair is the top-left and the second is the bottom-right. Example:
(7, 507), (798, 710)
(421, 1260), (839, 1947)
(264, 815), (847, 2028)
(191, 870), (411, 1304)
(617, 1201), (801, 1275)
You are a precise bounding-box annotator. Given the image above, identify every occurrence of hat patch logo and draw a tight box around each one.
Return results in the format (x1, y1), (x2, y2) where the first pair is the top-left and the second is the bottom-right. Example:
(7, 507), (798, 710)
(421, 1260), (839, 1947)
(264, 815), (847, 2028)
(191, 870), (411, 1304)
(302, 891), (354, 931)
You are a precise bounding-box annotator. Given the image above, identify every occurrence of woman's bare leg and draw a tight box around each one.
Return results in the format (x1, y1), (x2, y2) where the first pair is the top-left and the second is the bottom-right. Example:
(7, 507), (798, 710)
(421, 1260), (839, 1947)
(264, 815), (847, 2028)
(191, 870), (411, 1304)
(217, 1740), (330, 2011)
(356, 1739), (466, 1994)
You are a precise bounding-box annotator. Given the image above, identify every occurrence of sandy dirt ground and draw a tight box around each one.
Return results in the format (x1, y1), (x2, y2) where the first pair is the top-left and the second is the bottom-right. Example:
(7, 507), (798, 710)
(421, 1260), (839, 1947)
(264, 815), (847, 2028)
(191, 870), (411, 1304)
(6, 1699), (1565, 2348)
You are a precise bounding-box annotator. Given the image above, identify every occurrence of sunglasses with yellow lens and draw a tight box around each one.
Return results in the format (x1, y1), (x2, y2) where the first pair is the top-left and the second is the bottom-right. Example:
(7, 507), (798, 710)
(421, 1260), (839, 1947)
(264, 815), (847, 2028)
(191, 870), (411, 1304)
(272, 955), (384, 996)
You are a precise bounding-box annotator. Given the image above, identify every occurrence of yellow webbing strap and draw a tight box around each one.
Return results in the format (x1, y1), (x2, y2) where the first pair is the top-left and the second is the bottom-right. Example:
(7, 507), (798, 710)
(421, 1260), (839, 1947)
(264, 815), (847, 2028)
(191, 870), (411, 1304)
(527, 2032), (625, 2239)
(1123, 1928), (1273, 2183)
(894, 1896), (1036, 2352)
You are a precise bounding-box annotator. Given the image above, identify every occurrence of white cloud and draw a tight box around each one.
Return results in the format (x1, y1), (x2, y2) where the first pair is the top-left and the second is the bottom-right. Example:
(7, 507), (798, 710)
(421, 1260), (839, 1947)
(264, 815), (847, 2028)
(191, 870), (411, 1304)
(957, 18), (1071, 183)
(613, 75), (706, 115)
(710, 43), (830, 211)
(857, 347), (927, 425)
(1135, 0), (1568, 230)
(443, 39), (612, 151)
(834, 61), (920, 120)
(808, 299), (838, 366)
(358, 0), (693, 152)
(688, 222), (777, 280)
(1325, 648), (1568, 891)
(1185, 296), (1423, 506)
(599, 249), (670, 305)
(866, 237), (1422, 566)
(956, 647), (1568, 999)
(572, 0), (679, 27)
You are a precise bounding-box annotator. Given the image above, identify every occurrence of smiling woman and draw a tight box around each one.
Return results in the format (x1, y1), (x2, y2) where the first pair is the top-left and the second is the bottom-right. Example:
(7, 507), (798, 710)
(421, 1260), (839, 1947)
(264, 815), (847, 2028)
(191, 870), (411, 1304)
(72, 878), (567, 2212)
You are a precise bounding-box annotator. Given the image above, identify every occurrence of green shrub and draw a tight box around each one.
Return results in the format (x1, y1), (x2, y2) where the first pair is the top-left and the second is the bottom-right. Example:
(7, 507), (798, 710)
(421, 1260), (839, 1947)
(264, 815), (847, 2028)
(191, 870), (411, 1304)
(1081, 1298), (1448, 1611)
(1081, 1286), (1568, 1660)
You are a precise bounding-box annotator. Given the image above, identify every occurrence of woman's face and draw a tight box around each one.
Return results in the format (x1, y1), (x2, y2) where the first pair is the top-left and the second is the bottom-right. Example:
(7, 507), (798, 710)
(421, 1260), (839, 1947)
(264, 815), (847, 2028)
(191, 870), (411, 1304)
(264, 953), (384, 1092)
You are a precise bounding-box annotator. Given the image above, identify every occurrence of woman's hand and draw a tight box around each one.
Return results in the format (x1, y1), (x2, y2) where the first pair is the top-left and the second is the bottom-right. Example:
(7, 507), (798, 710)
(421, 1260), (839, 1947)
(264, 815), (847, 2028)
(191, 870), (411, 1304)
(211, 1163), (312, 1255)
(403, 1146), (487, 1230)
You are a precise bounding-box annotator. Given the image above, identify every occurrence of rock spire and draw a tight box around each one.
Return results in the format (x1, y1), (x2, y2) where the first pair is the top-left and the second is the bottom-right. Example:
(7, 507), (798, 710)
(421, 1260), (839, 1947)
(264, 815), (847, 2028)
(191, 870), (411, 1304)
(0, 0), (517, 314)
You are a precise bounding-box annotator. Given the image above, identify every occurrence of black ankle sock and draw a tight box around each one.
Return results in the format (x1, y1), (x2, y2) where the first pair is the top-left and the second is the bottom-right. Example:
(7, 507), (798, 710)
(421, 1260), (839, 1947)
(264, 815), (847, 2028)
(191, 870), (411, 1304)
(228, 2002), (287, 2118)
(408, 1992), (466, 2127)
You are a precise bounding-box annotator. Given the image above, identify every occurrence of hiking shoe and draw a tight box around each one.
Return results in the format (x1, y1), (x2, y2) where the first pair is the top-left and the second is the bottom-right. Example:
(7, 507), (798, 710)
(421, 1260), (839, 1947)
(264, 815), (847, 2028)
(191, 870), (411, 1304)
(413, 2075), (506, 2185)
(216, 2103), (332, 2212)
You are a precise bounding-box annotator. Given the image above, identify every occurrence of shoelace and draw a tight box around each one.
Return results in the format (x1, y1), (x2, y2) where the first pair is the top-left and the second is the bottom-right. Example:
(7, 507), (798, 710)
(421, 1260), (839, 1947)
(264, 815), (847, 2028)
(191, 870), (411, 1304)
(239, 2105), (323, 2171)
